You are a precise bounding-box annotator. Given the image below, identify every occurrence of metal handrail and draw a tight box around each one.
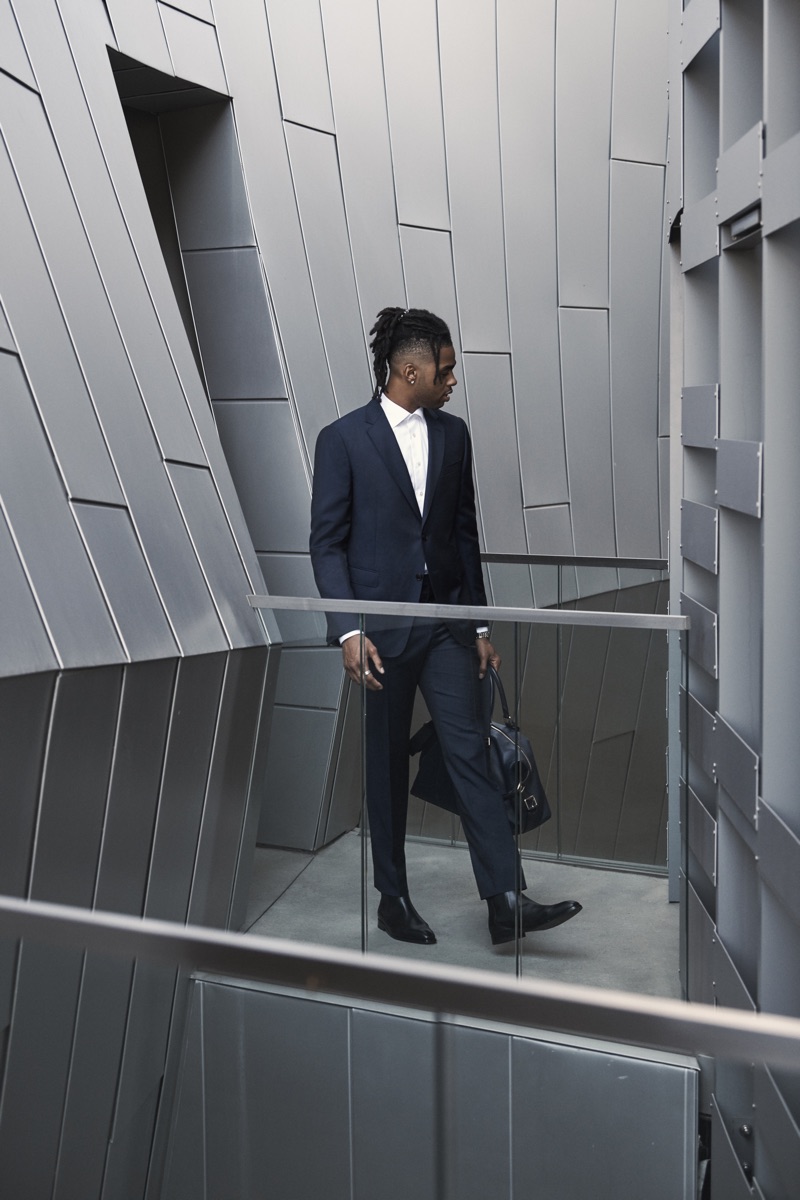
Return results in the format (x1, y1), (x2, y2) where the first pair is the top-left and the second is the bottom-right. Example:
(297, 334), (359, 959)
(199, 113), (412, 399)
(480, 553), (668, 570)
(0, 893), (796, 1067)
(247, 594), (689, 632)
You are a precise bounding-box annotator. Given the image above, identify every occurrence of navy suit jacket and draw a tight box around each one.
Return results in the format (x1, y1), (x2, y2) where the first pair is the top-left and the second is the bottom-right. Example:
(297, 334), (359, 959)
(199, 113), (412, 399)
(309, 395), (488, 656)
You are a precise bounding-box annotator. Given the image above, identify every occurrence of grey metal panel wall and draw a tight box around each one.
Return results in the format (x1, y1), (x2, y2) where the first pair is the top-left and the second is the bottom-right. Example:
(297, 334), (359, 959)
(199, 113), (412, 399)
(461, 353), (527, 552)
(559, 308), (616, 555)
(0, 506), (59, 676)
(438, 0), (509, 351)
(0, 0), (35, 88)
(498, 0), (568, 509)
(555, 0), (616, 308)
(104, 0), (172, 73)
(611, 0), (670, 164)
(284, 122), (371, 413)
(379, 0), (449, 230)
(397, 226), (465, 420)
(266, 0), (334, 133)
(158, 4), (227, 94)
(258, 706), (337, 848)
(609, 160), (665, 555)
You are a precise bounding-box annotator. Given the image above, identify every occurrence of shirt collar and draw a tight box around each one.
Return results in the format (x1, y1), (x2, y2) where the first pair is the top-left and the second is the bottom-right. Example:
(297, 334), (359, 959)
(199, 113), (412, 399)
(381, 392), (425, 429)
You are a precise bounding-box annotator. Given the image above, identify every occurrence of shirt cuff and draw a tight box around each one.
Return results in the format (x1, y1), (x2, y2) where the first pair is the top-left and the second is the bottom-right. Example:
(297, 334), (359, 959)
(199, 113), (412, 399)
(339, 630), (361, 644)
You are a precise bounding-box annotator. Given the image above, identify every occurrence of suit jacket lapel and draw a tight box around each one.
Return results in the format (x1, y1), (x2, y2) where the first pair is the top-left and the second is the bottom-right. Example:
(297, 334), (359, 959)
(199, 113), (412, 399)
(366, 398), (420, 518)
(422, 410), (444, 525)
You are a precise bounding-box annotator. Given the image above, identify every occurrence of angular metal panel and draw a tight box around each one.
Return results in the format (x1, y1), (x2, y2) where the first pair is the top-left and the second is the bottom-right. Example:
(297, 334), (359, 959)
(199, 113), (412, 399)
(29, 667), (122, 906)
(102, 1086), (160, 1200)
(0, 301), (14, 351)
(182, 247), (284, 399)
(712, 933), (756, 1011)
(763, 122), (800, 237)
(717, 121), (763, 223)
(322, 678), (363, 845)
(685, 689), (717, 781)
(110, 962), (178, 1138)
(757, 800), (800, 929)
(158, 3), (228, 94)
(498, 0), (568, 508)
(511, 1036), (698, 1200)
(559, 307), (616, 555)
(682, 383), (719, 447)
(397, 226), (465, 419)
(615, 629), (669, 866)
(609, 160), (665, 555)
(0, 944), (83, 1197)
(611, 0), (669, 164)
(687, 879), (715, 1004)
(73, 502), (179, 661)
(715, 711), (758, 826)
(760, 881), (800, 1019)
(212, 400), (310, 556)
(166, 462), (265, 647)
(709, 1099), (758, 1200)
(0, 0), (36, 90)
(211, 0), (339, 456)
(595, 627), (651, 742)
(681, 190), (720, 272)
(681, 499), (718, 572)
(438, 0), (510, 349)
(715, 806), (759, 997)
(188, 646), (270, 927)
(163, 0), (214, 20)
(439, 1025), (511, 1200)
(157, 983), (205, 1200)
(716, 438), (762, 517)
(145, 652), (226, 922)
(0, 114), (122, 503)
(379, 0), (449, 229)
(257, 705), (336, 848)
(688, 785), (716, 884)
(0, 672), (54, 896)
(352, 1008), (437, 1199)
(665, 0), (684, 229)
(265, 0), (334, 133)
(682, 0), (721, 70)
(203, 983), (351, 1198)
(0, 358), (125, 668)
(284, 124), (371, 415)
(160, 101), (255, 251)
(94, 659), (176, 915)
(274, 646), (342, 710)
(555, 0), (615, 308)
(0, 505), (59, 676)
(460, 353), (527, 552)
(104, 0), (173, 74)
(754, 1066), (800, 1200)
(256, 553), (327, 643)
(576, 731), (634, 860)
(52, 955), (135, 1200)
(681, 591), (718, 677)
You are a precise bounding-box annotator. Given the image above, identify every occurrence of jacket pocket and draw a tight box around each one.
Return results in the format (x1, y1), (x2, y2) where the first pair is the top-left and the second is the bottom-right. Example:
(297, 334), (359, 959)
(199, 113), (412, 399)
(350, 564), (379, 589)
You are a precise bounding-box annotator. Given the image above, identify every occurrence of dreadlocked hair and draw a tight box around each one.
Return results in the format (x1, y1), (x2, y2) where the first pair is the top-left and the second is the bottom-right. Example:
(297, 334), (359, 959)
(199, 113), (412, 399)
(368, 307), (452, 396)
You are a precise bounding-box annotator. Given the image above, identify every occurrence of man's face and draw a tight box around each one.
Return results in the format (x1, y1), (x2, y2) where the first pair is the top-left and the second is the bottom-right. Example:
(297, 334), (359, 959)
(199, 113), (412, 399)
(413, 344), (457, 411)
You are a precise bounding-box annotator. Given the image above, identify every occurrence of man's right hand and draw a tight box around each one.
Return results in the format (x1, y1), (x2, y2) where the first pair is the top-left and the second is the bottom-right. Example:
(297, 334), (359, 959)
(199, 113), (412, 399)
(342, 634), (384, 690)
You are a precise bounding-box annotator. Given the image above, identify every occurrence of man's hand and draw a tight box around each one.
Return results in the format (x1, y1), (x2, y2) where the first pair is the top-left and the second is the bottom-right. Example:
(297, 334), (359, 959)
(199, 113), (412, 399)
(476, 637), (501, 680)
(342, 634), (385, 690)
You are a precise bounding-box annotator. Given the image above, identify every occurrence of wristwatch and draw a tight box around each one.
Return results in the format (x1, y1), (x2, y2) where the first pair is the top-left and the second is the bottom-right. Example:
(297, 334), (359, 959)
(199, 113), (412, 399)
(475, 631), (490, 640)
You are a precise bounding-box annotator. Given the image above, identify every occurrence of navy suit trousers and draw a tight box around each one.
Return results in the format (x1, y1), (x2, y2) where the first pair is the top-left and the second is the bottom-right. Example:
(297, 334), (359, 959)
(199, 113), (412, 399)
(365, 618), (525, 899)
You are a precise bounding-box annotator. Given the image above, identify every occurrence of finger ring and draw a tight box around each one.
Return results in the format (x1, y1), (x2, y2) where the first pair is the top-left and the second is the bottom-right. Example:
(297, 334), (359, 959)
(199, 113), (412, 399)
(364, 669), (372, 677)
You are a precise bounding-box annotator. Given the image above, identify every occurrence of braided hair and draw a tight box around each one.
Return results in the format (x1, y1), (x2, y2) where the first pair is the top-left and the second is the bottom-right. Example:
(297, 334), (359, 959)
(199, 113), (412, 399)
(368, 307), (453, 396)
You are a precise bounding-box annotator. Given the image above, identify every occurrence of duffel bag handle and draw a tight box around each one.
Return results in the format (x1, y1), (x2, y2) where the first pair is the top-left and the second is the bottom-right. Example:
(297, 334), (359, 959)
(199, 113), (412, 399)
(488, 664), (514, 725)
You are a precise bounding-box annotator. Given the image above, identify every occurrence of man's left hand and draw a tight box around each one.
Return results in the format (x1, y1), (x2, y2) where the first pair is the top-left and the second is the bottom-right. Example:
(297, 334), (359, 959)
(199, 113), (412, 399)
(476, 637), (501, 679)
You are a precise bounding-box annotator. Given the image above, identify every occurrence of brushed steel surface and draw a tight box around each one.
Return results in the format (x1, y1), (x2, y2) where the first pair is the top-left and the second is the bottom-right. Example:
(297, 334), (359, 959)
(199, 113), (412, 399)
(109, 961), (177, 1139)
(212, 400), (311, 553)
(753, 1065), (800, 1200)
(555, 0), (615, 308)
(160, 101), (255, 251)
(712, 933), (755, 1012)
(609, 159), (665, 555)
(162, 0), (214, 21)
(688, 785), (717, 884)
(256, 552), (327, 643)
(717, 121), (763, 223)
(104, 0), (173, 74)
(665, 0), (684, 229)
(460, 352), (527, 552)
(0, 354), (124, 667)
(397, 225), (465, 418)
(0, 300), (14, 351)
(682, 384), (719, 448)
(257, 705), (336, 848)
(0, 672), (54, 896)
(682, 190), (720, 272)
(166, 462), (265, 647)
(379, 0), (449, 229)
(687, 879), (715, 1005)
(716, 438), (762, 517)
(438, 0), (509, 350)
(266, 0), (334, 132)
(158, 4), (227, 94)
(498, 0), (568, 508)
(284, 123), (371, 413)
(681, 498), (718, 572)
(681, 591), (718, 677)
(611, 0), (669, 164)
(762, 130), (800, 235)
(559, 307), (616, 555)
(183, 247), (284, 399)
(710, 1099), (759, 1200)
(0, 0), (35, 89)
(715, 712), (758, 826)
(273, 646), (342, 710)
(73, 502), (179, 661)
(760, 882), (800, 1020)
(157, 986), (204, 1200)
(103, 1084), (160, 1199)
(715, 807), (759, 997)
(682, 0), (721, 70)
(686, 688), (717, 782)
(757, 800), (800, 929)
(0, 504), (59, 675)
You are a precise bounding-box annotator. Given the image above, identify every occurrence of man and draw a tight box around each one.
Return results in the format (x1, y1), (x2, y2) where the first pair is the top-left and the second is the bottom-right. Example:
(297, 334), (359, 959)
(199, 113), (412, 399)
(310, 306), (581, 946)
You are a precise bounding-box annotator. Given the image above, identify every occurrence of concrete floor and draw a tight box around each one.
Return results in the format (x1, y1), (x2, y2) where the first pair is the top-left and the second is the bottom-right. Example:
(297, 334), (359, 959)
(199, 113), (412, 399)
(244, 831), (681, 999)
